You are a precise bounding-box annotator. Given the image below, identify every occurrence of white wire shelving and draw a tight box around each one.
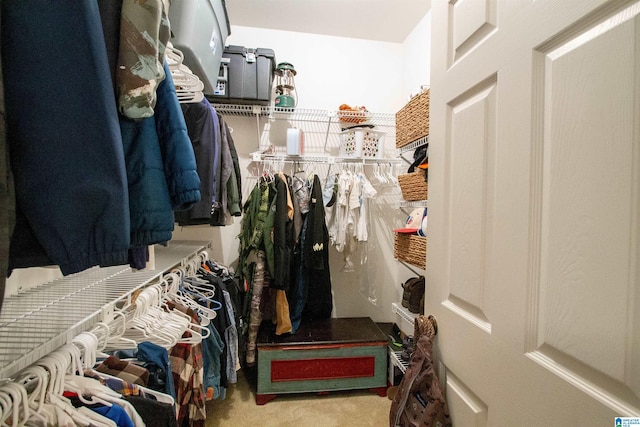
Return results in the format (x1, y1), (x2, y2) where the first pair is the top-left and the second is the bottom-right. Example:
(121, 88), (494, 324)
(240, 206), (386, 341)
(212, 104), (396, 129)
(250, 151), (404, 164)
(392, 302), (419, 338)
(398, 200), (428, 209)
(0, 240), (210, 379)
(390, 349), (410, 375)
(397, 135), (429, 157)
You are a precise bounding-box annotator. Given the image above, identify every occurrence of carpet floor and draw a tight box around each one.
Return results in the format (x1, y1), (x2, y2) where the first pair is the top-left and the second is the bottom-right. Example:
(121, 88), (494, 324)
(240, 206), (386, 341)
(205, 368), (392, 427)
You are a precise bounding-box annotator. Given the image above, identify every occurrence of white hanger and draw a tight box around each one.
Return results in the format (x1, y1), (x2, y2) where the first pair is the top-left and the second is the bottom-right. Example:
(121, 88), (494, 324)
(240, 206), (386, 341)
(14, 366), (49, 426)
(166, 44), (205, 104)
(0, 381), (28, 427)
(119, 286), (189, 349)
(34, 355), (96, 427)
(103, 312), (139, 352)
(165, 44), (184, 68)
(86, 369), (175, 406)
(386, 162), (398, 185)
(72, 331), (99, 370)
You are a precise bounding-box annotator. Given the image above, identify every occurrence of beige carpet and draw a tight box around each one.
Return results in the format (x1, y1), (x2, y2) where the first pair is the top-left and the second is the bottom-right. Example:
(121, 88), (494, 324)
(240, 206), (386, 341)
(205, 369), (392, 427)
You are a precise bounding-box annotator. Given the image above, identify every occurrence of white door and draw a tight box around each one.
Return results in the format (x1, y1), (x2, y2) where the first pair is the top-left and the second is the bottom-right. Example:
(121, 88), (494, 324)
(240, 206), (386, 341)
(428, 0), (640, 425)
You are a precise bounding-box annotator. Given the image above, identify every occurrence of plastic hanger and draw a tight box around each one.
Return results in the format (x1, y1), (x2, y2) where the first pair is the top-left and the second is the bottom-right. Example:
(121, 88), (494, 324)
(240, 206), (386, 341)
(121, 286), (188, 348)
(56, 345), (114, 409)
(103, 312), (139, 352)
(165, 43), (184, 67)
(34, 356), (95, 427)
(14, 366), (49, 426)
(72, 331), (100, 370)
(386, 162), (398, 185)
(86, 369), (174, 406)
(0, 381), (28, 427)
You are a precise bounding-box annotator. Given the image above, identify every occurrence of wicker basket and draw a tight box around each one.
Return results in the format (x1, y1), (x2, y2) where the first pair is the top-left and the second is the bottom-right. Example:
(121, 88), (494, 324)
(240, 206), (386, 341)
(397, 169), (428, 201)
(394, 233), (426, 270)
(396, 89), (430, 148)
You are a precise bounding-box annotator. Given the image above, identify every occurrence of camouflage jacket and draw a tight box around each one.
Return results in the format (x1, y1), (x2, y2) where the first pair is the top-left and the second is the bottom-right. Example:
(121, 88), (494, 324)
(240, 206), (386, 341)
(117, 0), (171, 119)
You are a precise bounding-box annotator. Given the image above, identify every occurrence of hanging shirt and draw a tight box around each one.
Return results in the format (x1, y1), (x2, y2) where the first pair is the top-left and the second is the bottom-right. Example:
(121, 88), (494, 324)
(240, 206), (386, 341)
(169, 302), (207, 427)
(334, 170), (353, 252)
(357, 172), (377, 242)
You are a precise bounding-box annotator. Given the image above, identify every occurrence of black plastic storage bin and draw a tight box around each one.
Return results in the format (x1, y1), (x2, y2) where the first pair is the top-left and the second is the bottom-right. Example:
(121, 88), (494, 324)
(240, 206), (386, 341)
(209, 45), (276, 105)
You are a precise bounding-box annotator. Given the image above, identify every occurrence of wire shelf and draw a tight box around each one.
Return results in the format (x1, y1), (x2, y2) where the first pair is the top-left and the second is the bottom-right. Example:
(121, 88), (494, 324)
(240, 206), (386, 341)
(213, 104), (396, 129)
(392, 302), (418, 337)
(390, 350), (409, 374)
(399, 200), (428, 209)
(397, 136), (429, 156)
(250, 151), (403, 164)
(0, 240), (209, 379)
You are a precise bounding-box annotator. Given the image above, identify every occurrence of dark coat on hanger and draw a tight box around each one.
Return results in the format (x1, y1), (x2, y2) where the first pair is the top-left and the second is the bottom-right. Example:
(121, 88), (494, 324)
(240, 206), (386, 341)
(176, 98), (219, 224)
(271, 173), (292, 290)
(302, 175), (333, 320)
(2, 0), (131, 275)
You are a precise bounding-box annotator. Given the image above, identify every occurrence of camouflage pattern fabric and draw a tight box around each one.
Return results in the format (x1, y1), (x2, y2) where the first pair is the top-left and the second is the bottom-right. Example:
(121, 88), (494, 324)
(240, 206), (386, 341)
(117, 0), (171, 119)
(245, 250), (267, 367)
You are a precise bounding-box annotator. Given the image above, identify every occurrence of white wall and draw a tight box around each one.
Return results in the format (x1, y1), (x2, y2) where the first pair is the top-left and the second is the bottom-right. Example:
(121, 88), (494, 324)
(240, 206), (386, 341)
(224, 26), (406, 113)
(402, 11), (432, 99)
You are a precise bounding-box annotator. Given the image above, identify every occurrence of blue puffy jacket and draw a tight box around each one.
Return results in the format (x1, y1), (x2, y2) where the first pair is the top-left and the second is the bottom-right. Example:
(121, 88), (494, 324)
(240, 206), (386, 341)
(120, 61), (200, 247)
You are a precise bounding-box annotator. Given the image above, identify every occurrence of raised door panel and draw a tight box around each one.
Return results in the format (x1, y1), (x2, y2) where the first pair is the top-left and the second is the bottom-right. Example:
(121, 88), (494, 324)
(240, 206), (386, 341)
(444, 78), (497, 332)
(528, 5), (640, 411)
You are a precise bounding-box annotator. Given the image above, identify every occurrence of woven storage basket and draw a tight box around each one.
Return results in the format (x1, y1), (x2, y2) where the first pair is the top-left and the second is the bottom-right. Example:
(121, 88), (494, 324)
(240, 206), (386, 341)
(396, 89), (430, 148)
(397, 169), (428, 201)
(394, 233), (426, 270)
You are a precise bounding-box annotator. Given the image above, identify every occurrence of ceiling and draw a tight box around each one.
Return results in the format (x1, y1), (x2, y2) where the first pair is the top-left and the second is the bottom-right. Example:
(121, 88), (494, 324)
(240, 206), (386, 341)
(224, 0), (431, 43)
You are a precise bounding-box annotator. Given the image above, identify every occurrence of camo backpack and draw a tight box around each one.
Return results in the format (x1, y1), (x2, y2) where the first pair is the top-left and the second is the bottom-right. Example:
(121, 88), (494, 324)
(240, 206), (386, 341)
(389, 320), (451, 427)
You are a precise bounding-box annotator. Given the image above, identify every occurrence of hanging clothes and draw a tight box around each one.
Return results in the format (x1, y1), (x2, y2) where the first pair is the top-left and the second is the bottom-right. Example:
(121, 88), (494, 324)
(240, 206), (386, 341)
(211, 114), (242, 225)
(356, 172), (377, 242)
(123, 396), (178, 427)
(324, 168), (377, 272)
(238, 173), (333, 338)
(2, 0), (131, 275)
(226, 124), (243, 216)
(168, 302), (207, 427)
(245, 249), (268, 366)
(177, 98), (220, 223)
(301, 174), (333, 320)
(210, 116), (234, 226)
(119, 60), (201, 249)
(247, 174), (293, 336)
(271, 172), (293, 291)
(176, 104), (242, 226)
